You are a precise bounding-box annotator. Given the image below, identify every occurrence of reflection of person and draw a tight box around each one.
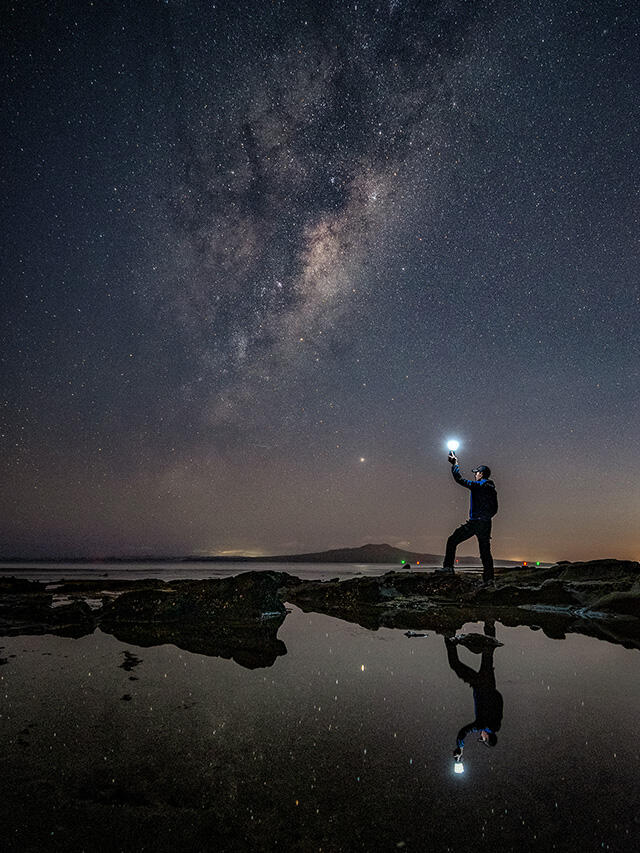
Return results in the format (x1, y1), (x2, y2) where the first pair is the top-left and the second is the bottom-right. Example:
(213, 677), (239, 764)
(445, 627), (503, 763)
(438, 452), (498, 583)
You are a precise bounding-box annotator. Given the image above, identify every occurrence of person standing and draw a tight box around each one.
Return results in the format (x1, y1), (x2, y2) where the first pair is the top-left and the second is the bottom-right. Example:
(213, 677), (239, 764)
(438, 451), (498, 582)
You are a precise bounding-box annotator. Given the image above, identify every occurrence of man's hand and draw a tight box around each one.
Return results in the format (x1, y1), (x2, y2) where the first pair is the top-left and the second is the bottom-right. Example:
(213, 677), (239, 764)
(453, 748), (463, 761)
(448, 451), (457, 465)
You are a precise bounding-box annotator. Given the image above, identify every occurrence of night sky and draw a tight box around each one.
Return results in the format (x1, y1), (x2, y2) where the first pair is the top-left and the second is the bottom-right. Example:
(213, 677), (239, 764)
(2, 0), (639, 561)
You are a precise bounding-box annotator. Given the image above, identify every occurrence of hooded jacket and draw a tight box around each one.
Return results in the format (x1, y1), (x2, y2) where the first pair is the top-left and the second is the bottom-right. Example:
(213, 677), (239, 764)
(446, 643), (504, 748)
(451, 465), (498, 521)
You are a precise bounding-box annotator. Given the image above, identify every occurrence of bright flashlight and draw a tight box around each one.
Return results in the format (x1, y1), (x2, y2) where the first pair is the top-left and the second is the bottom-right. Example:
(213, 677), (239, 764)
(454, 761), (464, 774)
(447, 440), (460, 453)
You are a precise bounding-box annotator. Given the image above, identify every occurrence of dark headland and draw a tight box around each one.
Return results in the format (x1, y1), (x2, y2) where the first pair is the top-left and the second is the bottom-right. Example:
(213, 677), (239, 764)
(0, 542), (525, 566)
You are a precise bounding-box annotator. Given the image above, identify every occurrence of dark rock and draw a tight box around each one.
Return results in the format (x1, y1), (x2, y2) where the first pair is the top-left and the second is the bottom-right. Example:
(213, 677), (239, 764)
(119, 650), (142, 671)
(497, 565), (562, 585)
(2, 559), (638, 656)
(586, 589), (640, 617)
(0, 577), (43, 594)
(474, 579), (585, 607)
(0, 592), (96, 638)
(52, 578), (167, 594)
(101, 571), (292, 625)
(557, 559), (639, 582)
(450, 632), (504, 652)
(286, 561), (640, 648)
(287, 571), (478, 614)
(98, 572), (292, 669)
(104, 617), (287, 669)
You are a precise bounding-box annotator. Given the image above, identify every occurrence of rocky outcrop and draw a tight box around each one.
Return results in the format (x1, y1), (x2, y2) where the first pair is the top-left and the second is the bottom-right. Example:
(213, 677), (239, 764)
(497, 558), (639, 585)
(98, 571), (296, 668)
(285, 561), (640, 648)
(100, 571), (295, 625)
(0, 560), (638, 657)
(0, 578), (97, 638)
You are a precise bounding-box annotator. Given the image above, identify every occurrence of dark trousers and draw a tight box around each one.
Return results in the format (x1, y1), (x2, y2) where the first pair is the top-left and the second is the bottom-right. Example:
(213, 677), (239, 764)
(444, 519), (494, 581)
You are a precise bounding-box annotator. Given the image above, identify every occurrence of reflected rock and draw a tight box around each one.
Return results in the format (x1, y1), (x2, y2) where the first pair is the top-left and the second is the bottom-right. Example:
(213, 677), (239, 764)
(450, 633), (504, 652)
(0, 578), (96, 638)
(103, 616), (287, 669)
(100, 571), (292, 668)
(287, 561), (640, 650)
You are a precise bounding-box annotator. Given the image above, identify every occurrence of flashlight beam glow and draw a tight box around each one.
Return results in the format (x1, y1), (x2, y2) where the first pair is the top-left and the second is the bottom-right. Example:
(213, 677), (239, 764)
(447, 439), (460, 452)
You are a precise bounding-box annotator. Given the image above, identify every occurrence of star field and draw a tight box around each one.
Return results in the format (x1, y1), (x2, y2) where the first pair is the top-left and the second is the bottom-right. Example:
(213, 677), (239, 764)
(2, 0), (639, 560)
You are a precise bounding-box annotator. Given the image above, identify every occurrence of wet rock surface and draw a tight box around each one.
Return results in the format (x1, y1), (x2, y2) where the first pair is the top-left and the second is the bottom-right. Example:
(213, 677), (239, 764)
(97, 571), (295, 668)
(100, 570), (295, 625)
(285, 561), (640, 648)
(0, 579), (97, 638)
(0, 561), (638, 655)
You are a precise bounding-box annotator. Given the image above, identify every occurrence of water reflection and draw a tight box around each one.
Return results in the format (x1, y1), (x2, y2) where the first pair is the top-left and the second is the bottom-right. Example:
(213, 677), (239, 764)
(446, 622), (504, 773)
(0, 606), (638, 852)
(102, 615), (288, 669)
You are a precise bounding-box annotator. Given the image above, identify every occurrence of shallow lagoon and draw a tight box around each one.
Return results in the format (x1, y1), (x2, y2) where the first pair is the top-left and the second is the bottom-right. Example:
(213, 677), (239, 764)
(1, 597), (638, 852)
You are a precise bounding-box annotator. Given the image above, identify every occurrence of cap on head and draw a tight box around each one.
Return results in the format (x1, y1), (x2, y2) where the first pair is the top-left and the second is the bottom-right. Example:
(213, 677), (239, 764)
(472, 465), (491, 478)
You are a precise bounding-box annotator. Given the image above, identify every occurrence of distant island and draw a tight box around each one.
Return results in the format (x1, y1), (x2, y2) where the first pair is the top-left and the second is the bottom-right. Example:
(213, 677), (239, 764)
(0, 542), (529, 567)
(189, 542), (526, 568)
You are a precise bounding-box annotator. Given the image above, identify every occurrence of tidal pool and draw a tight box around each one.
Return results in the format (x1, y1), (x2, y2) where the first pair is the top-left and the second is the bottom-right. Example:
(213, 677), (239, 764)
(0, 605), (638, 852)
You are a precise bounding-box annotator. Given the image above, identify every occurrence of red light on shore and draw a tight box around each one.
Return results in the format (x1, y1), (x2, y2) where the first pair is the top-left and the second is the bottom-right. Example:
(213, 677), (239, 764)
(416, 560), (420, 565)
(523, 561), (528, 566)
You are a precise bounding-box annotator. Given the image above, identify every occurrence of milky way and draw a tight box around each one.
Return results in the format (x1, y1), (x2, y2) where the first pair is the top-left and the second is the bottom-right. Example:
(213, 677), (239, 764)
(2, 0), (639, 559)
(147, 0), (494, 439)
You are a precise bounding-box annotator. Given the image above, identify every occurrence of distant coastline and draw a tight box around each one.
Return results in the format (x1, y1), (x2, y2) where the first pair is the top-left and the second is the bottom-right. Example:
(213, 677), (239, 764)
(0, 542), (530, 567)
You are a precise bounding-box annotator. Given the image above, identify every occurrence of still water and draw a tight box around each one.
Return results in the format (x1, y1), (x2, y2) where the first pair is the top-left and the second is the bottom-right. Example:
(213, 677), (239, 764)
(0, 591), (638, 851)
(0, 560), (441, 583)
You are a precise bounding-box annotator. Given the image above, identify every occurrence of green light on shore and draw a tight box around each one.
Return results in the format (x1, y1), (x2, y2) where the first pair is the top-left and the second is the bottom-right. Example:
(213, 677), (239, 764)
(401, 560), (406, 564)
(536, 561), (540, 566)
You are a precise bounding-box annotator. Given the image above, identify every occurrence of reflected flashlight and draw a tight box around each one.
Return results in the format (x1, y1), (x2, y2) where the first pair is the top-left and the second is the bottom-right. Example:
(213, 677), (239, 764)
(454, 760), (464, 774)
(447, 440), (460, 453)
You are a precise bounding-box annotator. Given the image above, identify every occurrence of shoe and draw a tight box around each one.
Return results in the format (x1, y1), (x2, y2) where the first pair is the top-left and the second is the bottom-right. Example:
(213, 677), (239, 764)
(436, 567), (455, 575)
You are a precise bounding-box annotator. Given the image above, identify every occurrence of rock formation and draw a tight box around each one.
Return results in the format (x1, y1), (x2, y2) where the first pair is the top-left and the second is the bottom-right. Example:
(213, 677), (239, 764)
(0, 560), (638, 659)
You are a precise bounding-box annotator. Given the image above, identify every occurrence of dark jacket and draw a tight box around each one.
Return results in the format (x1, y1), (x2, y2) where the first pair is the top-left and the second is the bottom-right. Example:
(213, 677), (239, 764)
(451, 465), (497, 521)
(446, 643), (504, 747)
(455, 686), (504, 747)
